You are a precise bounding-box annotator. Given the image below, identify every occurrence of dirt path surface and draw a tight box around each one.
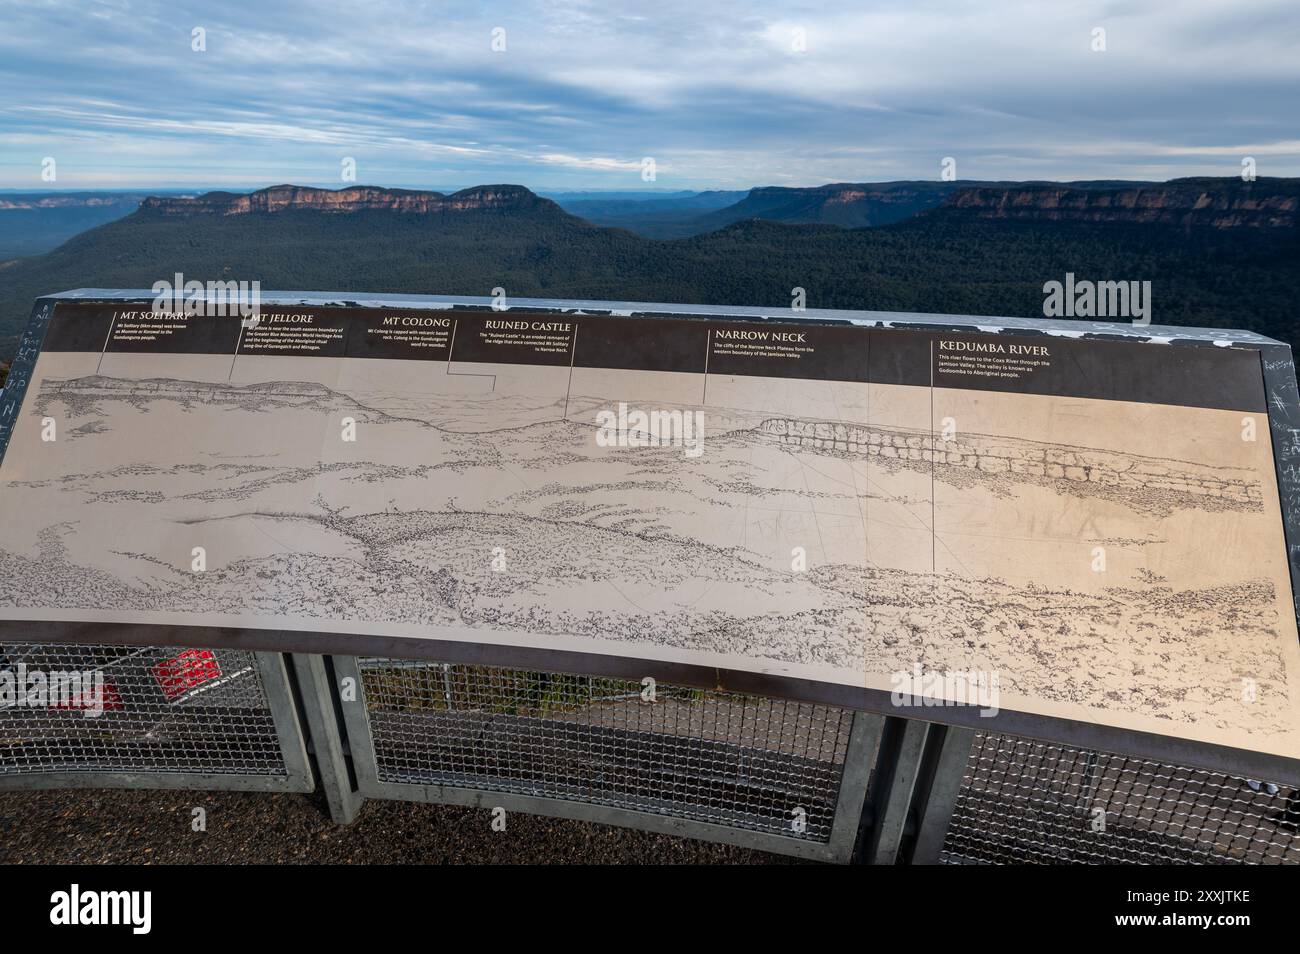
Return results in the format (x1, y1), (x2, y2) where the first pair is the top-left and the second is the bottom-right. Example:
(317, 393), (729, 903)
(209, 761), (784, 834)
(0, 790), (796, 864)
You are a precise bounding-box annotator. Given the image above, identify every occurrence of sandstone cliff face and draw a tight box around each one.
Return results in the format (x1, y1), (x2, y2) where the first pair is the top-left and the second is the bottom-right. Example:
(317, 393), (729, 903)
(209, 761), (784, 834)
(707, 180), (1300, 229)
(942, 183), (1298, 228)
(139, 184), (550, 216)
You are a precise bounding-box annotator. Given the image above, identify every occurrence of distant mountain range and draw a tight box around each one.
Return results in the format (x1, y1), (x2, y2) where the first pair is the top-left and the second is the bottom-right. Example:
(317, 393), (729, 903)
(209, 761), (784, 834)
(1, 178), (1297, 363)
(548, 178), (1300, 236)
(10, 177), (1293, 253)
(0, 192), (149, 260)
(549, 190), (747, 237)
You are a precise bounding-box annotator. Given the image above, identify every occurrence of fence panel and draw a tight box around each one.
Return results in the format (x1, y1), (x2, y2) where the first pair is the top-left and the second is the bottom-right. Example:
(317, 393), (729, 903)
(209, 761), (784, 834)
(939, 731), (1300, 864)
(335, 655), (879, 862)
(0, 642), (312, 793)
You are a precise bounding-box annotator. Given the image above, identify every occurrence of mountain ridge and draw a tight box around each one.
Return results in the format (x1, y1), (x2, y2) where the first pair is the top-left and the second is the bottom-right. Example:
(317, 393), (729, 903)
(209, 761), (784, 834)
(938, 179), (1300, 229)
(705, 178), (1300, 231)
(696, 182), (957, 230)
(547, 177), (1300, 235)
(140, 184), (560, 217)
(2, 178), (1297, 366)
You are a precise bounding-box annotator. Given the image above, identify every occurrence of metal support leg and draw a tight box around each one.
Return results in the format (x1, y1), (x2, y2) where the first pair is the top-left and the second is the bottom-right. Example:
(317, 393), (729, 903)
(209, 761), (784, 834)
(826, 712), (885, 863)
(856, 716), (930, 864)
(291, 653), (363, 824)
(907, 724), (976, 864)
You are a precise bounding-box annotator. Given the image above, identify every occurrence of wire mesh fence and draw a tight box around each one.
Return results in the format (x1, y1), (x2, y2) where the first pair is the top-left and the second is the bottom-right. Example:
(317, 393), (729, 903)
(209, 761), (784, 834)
(941, 731), (1300, 864)
(10, 641), (1298, 865)
(0, 643), (289, 779)
(356, 659), (857, 843)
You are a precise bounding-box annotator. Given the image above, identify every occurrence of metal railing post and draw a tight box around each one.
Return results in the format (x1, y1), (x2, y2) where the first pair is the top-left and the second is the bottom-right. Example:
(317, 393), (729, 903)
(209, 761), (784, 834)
(856, 716), (930, 864)
(906, 724), (976, 864)
(291, 653), (363, 824)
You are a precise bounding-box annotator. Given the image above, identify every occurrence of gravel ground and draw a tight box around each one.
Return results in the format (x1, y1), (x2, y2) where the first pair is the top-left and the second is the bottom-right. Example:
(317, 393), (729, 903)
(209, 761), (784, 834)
(0, 789), (799, 864)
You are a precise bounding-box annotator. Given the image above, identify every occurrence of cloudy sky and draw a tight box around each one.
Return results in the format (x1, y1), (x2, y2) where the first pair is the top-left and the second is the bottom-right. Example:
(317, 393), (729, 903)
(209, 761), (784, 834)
(1, 0), (1297, 191)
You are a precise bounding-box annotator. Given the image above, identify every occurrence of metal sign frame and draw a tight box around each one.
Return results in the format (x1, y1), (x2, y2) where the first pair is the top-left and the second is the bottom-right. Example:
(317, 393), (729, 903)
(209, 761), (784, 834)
(1, 290), (1297, 787)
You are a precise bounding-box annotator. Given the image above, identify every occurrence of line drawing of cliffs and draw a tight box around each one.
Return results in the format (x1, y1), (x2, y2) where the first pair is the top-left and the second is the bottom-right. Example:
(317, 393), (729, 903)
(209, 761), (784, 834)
(753, 417), (1264, 514)
(0, 367), (1295, 751)
(32, 375), (1267, 513)
(35, 374), (572, 433)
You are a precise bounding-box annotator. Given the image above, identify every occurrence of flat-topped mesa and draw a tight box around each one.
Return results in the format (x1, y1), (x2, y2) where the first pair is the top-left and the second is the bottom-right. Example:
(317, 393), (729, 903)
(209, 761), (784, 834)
(701, 181), (956, 228)
(138, 184), (550, 216)
(942, 180), (1300, 229)
(755, 418), (1263, 505)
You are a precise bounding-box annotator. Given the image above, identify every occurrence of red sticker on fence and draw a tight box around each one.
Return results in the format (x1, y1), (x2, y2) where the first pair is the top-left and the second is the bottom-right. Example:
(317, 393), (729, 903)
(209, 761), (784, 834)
(152, 650), (222, 698)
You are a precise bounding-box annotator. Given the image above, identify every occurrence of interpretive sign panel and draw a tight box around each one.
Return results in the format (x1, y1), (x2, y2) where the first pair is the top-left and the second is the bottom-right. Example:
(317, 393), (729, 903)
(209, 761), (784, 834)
(1, 294), (1297, 777)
